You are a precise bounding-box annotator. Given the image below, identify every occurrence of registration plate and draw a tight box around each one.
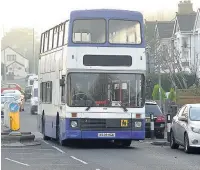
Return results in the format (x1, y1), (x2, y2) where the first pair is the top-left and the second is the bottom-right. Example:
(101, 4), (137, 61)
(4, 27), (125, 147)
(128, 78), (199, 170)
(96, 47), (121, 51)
(98, 133), (116, 137)
(146, 118), (150, 123)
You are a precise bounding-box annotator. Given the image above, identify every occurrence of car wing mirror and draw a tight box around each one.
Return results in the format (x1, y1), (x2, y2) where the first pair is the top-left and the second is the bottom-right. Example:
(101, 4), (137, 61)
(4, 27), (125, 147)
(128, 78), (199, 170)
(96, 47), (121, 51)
(178, 116), (187, 122)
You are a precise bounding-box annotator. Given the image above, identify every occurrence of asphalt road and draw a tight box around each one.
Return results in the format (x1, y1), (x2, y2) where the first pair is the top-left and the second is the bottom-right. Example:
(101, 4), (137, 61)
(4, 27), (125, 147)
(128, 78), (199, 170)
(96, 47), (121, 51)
(2, 103), (200, 170)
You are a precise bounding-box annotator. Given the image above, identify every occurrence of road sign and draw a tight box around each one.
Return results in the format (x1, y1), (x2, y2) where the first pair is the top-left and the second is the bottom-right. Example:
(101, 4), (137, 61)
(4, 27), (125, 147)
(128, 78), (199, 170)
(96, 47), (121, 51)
(9, 102), (19, 112)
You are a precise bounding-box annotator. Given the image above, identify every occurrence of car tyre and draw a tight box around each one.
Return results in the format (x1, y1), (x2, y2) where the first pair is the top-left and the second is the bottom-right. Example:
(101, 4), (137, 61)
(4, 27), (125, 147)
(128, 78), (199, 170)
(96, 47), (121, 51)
(170, 131), (179, 149)
(184, 133), (192, 154)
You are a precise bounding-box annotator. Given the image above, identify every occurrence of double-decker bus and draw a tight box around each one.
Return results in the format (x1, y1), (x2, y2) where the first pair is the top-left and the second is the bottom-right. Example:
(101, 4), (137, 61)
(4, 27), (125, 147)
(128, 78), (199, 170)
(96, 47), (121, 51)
(38, 9), (146, 146)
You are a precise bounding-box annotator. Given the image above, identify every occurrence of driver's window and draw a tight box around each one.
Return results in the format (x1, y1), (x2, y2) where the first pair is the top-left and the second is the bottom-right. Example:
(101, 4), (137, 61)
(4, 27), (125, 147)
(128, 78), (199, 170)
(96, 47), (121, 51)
(177, 106), (186, 117)
(181, 106), (188, 118)
(61, 76), (65, 103)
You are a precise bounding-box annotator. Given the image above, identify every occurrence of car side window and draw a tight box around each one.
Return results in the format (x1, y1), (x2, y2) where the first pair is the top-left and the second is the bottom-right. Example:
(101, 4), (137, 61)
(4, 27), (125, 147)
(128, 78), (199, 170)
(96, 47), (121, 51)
(177, 106), (186, 117)
(181, 106), (188, 118)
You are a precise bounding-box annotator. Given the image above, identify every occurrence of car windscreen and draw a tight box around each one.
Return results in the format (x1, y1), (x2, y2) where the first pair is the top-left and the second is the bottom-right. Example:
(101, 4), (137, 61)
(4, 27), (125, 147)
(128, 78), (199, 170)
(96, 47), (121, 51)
(189, 107), (200, 121)
(145, 104), (163, 117)
(34, 88), (38, 97)
(1, 97), (16, 104)
(25, 87), (32, 93)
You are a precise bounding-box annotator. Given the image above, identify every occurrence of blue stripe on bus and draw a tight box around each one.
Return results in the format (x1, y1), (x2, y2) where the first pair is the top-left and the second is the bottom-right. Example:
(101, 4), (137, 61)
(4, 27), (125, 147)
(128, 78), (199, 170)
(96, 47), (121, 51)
(65, 130), (145, 140)
(40, 115), (145, 140)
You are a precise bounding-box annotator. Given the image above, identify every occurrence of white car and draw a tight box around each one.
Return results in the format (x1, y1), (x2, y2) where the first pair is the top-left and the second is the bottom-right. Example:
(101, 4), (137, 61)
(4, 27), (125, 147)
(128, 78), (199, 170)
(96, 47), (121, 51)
(1, 96), (17, 117)
(170, 104), (200, 153)
(2, 89), (21, 95)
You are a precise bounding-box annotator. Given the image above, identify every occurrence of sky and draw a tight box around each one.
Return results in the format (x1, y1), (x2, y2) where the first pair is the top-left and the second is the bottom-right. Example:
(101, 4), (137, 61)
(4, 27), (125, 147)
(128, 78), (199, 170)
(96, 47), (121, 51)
(0, 0), (200, 34)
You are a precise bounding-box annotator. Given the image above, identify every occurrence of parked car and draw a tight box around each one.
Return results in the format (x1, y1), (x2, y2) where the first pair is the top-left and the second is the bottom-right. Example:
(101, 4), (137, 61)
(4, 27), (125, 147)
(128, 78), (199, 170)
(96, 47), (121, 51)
(3, 93), (25, 111)
(1, 95), (17, 118)
(24, 86), (32, 101)
(25, 74), (36, 82)
(30, 81), (38, 114)
(1, 89), (21, 95)
(1, 83), (21, 93)
(170, 104), (200, 153)
(145, 101), (166, 139)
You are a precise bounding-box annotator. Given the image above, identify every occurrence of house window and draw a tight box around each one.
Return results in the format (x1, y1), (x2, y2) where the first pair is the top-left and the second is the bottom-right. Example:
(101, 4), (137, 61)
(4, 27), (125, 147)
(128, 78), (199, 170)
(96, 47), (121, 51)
(182, 51), (189, 60)
(181, 61), (189, 67)
(182, 37), (188, 48)
(7, 54), (16, 61)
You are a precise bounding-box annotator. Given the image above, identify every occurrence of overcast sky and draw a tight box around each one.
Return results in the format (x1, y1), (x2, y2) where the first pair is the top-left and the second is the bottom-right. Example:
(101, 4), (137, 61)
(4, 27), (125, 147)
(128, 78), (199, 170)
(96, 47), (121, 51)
(0, 0), (200, 34)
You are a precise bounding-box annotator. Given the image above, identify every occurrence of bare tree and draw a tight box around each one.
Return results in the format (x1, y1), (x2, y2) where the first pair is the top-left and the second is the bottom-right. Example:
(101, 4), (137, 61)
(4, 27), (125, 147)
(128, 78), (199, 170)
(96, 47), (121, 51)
(153, 38), (193, 89)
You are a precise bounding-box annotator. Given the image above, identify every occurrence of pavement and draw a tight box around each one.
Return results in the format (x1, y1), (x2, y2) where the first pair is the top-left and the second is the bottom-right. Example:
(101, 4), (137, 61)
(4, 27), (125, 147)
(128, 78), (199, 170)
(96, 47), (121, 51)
(1, 103), (200, 170)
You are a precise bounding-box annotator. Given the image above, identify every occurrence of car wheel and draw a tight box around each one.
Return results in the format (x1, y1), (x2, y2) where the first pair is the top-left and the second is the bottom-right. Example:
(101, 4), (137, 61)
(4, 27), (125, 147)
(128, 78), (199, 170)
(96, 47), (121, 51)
(170, 131), (179, 149)
(184, 133), (192, 153)
(157, 133), (165, 139)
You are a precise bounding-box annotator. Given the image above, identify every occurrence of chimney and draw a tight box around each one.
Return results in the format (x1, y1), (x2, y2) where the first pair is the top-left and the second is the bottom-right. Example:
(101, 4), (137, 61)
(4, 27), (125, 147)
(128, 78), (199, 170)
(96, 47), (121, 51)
(178, 0), (194, 14)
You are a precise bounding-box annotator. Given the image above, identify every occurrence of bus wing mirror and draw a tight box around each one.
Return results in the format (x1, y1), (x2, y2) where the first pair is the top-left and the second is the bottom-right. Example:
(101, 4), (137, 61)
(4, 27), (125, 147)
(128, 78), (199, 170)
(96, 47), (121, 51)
(60, 79), (65, 86)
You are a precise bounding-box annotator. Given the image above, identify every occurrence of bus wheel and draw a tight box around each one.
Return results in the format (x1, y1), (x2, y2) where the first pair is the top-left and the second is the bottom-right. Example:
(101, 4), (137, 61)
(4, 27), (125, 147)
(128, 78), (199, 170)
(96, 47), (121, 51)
(122, 140), (132, 147)
(56, 114), (65, 146)
(42, 113), (50, 140)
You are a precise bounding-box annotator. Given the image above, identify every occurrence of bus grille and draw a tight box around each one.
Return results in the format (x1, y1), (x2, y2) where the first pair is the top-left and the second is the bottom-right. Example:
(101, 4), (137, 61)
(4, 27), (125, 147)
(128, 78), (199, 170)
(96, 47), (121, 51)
(80, 118), (132, 131)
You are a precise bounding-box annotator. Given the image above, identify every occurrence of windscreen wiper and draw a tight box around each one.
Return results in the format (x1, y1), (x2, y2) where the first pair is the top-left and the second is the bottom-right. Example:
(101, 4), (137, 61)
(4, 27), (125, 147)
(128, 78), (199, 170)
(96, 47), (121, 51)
(119, 102), (128, 112)
(85, 106), (91, 111)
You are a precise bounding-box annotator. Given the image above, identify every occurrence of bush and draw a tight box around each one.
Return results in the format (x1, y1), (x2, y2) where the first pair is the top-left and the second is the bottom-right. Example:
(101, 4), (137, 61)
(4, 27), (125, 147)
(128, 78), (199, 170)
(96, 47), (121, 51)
(152, 84), (166, 101)
(168, 88), (176, 102)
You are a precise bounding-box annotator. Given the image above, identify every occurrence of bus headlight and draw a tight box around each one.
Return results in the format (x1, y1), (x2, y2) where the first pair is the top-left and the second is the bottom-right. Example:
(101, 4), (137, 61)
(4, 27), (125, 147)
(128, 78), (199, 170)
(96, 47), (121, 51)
(71, 121), (78, 128)
(135, 122), (142, 128)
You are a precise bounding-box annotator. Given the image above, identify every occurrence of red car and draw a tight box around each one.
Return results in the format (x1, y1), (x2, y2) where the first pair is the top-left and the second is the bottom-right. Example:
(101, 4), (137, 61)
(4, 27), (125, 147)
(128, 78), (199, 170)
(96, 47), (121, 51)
(1, 83), (22, 93)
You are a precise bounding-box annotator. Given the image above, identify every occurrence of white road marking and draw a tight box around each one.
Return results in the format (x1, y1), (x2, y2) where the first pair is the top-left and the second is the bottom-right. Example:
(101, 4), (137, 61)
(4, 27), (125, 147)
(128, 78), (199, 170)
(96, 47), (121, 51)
(5, 158), (30, 167)
(52, 146), (65, 154)
(42, 140), (49, 145)
(70, 156), (88, 165)
(2, 148), (54, 151)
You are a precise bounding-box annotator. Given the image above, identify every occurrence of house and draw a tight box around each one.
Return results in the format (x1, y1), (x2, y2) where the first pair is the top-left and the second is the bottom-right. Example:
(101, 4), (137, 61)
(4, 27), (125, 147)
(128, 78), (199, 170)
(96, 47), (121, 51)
(172, 13), (197, 73)
(193, 8), (200, 77)
(1, 46), (29, 79)
(172, 0), (197, 73)
(154, 21), (175, 73)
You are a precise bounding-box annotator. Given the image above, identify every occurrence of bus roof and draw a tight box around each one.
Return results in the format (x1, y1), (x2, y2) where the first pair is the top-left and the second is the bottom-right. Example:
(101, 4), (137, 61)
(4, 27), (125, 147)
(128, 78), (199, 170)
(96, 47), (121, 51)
(70, 9), (143, 20)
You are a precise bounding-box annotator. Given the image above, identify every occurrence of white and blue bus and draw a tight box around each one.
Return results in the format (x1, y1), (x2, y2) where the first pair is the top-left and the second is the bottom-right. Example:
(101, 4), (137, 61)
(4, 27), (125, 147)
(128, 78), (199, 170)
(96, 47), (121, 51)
(38, 9), (146, 146)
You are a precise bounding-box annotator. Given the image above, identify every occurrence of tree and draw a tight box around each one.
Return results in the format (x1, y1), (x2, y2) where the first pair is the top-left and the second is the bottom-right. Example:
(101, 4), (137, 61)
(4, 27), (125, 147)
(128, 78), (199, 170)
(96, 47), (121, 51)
(152, 84), (166, 101)
(154, 38), (199, 89)
(168, 88), (176, 102)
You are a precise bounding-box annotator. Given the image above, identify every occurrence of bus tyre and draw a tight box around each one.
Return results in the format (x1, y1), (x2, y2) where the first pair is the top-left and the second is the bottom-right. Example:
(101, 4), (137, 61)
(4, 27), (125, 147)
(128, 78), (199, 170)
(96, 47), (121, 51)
(56, 115), (65, 146)
(42, 113), (50, 140)
(122, 140), (132, 147)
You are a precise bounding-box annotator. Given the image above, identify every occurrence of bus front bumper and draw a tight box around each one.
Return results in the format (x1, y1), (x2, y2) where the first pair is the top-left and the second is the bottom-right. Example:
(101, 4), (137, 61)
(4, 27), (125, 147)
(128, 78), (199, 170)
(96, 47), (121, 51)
(65, 130), (145, 140)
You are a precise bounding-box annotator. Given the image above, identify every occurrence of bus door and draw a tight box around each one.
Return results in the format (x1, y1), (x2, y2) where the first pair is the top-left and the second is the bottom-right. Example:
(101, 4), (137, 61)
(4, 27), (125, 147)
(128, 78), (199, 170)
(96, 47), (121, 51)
(110, 80), (130, 107)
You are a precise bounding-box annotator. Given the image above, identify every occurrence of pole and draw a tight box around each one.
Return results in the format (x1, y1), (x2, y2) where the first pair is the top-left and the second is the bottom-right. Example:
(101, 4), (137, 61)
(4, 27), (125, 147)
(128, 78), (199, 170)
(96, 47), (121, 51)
(33, 28), (35, 74)
(159, 64), (162, 109)
(150, 113), (155, 139)
(3, 26), (7, 83)
(167, 114), (171, 142)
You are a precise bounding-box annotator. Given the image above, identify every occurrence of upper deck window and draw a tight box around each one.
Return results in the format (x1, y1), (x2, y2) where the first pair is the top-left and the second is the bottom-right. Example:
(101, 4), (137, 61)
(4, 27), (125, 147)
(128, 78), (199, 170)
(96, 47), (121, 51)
(109, 20), (141, 44)
(72, 19), (106, 43)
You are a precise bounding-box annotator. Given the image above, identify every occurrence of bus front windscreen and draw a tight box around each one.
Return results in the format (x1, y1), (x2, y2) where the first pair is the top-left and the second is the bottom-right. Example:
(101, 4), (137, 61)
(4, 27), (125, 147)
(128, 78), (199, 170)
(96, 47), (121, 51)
(67, 73), (145, 108)
(72, 19), (106, 44)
